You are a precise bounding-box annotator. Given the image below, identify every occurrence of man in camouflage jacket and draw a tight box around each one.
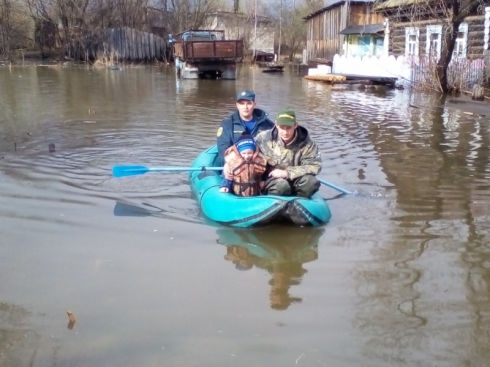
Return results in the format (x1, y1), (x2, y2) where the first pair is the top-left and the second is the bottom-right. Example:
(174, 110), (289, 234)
(255, 108), (321, 198)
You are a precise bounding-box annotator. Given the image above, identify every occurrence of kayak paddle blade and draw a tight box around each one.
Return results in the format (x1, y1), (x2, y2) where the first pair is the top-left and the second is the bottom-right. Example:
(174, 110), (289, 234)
(113, 165), (149, 178)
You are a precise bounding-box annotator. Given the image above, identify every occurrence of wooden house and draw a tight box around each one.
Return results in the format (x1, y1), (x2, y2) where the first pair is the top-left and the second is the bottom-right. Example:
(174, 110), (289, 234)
(206, 11), (274, 55)
(375, 0), (488, 60)
(145, 6), (169, 37)
(304, 0), (385, 62)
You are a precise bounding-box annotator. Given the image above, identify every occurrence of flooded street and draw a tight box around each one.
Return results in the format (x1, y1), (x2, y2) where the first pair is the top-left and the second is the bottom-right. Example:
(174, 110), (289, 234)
(1, 64), (490, 367)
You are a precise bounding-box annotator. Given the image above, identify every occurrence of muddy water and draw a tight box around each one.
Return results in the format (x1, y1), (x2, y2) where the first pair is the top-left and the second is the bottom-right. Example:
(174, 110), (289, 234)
(0, 65), (489, 367)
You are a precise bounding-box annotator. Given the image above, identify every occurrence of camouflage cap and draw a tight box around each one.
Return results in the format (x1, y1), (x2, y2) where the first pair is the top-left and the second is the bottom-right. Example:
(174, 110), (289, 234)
(276, 108), (296, 126)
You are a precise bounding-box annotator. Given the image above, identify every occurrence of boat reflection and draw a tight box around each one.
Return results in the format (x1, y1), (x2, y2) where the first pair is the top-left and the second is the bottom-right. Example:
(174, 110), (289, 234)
(216, 227), (324, 310)
(112, 201), (201, 224)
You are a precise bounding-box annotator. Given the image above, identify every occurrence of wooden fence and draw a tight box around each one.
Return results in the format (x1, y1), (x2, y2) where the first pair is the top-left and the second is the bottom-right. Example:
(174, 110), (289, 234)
(332, 54), (486, 89)
(89, 27), (169, 62)
(411, 57), (485, 89)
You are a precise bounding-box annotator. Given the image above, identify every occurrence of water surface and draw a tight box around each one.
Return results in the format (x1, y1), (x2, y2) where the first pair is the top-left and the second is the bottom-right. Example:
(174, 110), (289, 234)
(1, 64), (489, 366)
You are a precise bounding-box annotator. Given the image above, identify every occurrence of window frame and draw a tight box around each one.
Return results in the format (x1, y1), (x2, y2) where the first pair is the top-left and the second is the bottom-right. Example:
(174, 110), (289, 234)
(453, 22), (469, 59)
(426, 24), (443, 59)
(405, 27), (419, 56)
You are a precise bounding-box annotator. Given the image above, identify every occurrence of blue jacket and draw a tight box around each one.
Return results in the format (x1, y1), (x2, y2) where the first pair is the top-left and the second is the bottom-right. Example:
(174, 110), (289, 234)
(217, 108), (274, 165)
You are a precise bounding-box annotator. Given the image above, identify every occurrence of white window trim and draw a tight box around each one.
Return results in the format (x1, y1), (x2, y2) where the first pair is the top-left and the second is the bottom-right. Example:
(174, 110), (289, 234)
(405, 27), (419, 56)
(454, 22), (468, 58)
(426, 24), (442, 59)
(485, 7), (490, 51)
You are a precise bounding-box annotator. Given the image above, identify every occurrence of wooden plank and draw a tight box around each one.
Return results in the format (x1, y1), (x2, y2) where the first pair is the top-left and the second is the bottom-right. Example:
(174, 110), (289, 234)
(157, 37), (162, 59)
(125, 28), (130, 60)
(127, 27), (132, 60)
(116, 28), (122, 59)
(131, 28), (135, 60)
(156, 34), (159, 60)
(136, 30), (141, 60)
(149, 33), (154, 59)
(126, 28), (131, 60)
(119, 28), (123, 59)
(131, 28), (136, 60)
(304, 74), (346, 82)
(145, 32), (150, 60)
(118, 28), (122, 59)
(140, 31), (144, 60)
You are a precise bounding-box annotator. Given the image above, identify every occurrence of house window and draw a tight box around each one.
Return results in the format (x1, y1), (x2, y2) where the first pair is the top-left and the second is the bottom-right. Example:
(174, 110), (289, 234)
(374, 37), (384, 56)
(426, 25), (442, 59)
(405, 27), (419, 56)
(454, 23), (468, 58)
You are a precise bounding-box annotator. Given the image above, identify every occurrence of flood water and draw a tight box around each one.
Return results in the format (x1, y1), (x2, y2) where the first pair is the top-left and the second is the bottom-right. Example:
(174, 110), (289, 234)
(1, 64), (490, 367)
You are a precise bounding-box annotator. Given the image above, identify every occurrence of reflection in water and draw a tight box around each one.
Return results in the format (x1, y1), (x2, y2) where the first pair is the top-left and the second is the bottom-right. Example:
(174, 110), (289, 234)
(217, 227), (323, 310)
(351, 92), (490, 365)
(112, 200), (202, 224)
(0, 302), (42, 366)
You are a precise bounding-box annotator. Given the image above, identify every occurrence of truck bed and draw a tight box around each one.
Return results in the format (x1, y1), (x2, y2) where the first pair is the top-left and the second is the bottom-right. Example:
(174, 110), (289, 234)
(174, 40), (243, 61)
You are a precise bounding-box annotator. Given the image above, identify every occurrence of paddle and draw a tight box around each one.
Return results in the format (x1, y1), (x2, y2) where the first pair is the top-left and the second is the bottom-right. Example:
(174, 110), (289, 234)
(112, 165), (223, 178)
(113, 165), (353, 195)
(318, 178), (353, 195)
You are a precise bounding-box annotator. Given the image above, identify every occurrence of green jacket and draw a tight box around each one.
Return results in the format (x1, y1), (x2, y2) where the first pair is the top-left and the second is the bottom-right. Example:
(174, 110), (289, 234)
(255, 126), (322, 180)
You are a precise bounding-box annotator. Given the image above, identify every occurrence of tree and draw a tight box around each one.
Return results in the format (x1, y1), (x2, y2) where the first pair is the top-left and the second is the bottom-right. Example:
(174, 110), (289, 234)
(0, 0), (33, 59)
(26, 0), (151, 59)
(157, 0), (219, 34)
(280, 0), (315, 61)
(0, 0), (15, 58)
(237, 0), (273, 57)
(269, 0), (323, 61)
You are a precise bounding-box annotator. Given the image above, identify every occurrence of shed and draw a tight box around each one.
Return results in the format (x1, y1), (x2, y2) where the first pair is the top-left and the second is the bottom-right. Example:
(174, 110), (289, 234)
(304, 0), (384, 62)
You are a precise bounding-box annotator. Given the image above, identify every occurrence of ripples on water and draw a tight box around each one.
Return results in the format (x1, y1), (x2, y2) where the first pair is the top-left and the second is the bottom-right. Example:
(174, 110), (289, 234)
(1, 65), (490, 366)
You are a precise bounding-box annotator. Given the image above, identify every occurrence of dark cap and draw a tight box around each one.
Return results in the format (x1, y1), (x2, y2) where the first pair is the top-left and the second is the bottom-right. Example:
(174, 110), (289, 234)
(236, 90), (255, 102)
(275, 108), (296, 126)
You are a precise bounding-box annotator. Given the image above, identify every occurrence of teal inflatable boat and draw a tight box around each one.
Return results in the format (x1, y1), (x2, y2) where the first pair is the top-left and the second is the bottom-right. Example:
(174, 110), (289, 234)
(189, 146), (331, 227)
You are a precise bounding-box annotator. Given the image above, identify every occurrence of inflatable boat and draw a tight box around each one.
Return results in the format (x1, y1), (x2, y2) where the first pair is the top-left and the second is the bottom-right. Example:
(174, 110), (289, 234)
(189, 146), (331, 227)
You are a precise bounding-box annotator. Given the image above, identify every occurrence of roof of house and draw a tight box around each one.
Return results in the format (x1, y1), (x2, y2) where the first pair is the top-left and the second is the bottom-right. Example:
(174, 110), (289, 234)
(209, 10), (271, 22)
(339, 23), (385, 34)
(304, 0), (375, 20)
(374, 0), (425, 10)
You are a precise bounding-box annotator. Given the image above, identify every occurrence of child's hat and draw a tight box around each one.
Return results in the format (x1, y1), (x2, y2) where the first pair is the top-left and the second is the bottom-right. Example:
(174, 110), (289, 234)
(235, 134), (256, 152)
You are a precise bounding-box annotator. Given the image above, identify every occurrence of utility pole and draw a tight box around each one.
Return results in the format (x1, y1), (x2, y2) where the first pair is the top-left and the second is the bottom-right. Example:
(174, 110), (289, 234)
(278, 0), (282, 62)
(253, 0), (257, 61)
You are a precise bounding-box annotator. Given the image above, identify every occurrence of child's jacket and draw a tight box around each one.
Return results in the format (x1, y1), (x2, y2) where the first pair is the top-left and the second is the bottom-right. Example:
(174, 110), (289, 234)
(223, 145), (267, 197)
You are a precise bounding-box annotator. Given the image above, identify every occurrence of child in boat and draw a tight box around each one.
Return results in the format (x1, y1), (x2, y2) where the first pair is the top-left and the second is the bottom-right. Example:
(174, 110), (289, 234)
(219, 134), (267, 196)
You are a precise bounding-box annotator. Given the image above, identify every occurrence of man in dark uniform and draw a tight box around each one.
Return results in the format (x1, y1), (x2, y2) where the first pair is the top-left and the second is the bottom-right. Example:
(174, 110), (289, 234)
(216, 90), (274, 165)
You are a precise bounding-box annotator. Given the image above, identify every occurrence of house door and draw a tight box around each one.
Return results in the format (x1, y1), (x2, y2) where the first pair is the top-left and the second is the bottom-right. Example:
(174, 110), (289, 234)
(359, 36), (371, 57)
(374, 37), (384, 56)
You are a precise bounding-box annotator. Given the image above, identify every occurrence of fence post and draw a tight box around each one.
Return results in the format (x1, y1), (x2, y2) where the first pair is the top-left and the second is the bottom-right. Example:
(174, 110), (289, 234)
(472, 84), (485, 100)
(485, 50), (490, 84)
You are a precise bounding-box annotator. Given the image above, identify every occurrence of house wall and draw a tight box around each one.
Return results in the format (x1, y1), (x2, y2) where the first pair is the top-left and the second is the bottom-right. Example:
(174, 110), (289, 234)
(305, 2), (382, 61)
(388, 16), (485, 59)
(467, 16), (485, 58)
(306, 3), (348, 61)
(145, 7), (169, 37)
(206, 13), (274, 54)
(348, 4), (384, 25)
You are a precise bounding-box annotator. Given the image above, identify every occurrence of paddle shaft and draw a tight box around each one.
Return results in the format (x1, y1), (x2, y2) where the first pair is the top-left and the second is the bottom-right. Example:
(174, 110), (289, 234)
(318, 178), (352, 195)
(148, 167), (223, 172)
(113, 165), (352, 195)
(112, 165), (223, 178)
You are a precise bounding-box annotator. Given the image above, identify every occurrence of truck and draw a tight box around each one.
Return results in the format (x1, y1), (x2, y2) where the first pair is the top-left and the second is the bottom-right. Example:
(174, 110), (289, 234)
(171, 30), (244, 79)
